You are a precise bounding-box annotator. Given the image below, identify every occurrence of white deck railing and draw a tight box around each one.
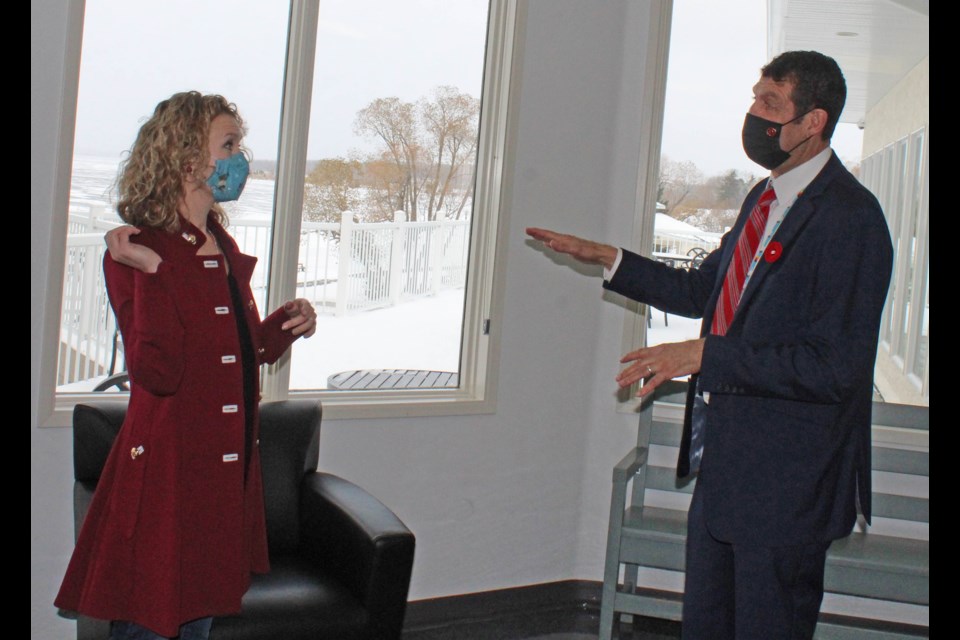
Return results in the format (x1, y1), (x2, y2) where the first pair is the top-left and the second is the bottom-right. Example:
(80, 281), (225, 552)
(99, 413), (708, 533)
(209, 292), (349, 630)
(58, 206), (470, 388)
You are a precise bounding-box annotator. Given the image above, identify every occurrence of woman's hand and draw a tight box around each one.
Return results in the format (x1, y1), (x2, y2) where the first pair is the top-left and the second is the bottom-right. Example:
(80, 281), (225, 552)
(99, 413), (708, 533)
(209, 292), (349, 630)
(105, 226), (162, 273)
(281, 298), (317, 338)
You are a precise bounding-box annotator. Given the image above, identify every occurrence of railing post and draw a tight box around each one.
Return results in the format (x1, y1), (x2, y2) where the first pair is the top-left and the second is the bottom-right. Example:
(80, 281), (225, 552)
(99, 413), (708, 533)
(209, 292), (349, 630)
(336, 210), (354, 316)
(429, 220), (444, 296)
(90, 205), (104, 232)
(390, 210), (406, 306)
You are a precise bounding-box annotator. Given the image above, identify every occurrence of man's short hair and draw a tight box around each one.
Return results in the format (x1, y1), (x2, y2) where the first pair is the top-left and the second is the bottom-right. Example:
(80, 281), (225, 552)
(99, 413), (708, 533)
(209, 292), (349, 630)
(761, 50), (846, 141)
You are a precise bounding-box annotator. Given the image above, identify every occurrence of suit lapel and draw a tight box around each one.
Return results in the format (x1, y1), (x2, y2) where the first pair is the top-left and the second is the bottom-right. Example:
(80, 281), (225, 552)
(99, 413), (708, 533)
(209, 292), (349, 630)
(732, 153), (843, 320)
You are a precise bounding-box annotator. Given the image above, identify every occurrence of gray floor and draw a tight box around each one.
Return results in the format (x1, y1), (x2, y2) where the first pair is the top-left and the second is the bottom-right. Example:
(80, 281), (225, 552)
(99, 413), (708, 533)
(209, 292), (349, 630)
(402, 609), (681, 639)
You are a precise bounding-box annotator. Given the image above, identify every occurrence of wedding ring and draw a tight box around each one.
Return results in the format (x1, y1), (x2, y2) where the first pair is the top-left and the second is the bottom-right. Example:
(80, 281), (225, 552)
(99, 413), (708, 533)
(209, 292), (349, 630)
(646, 365), (654, 375)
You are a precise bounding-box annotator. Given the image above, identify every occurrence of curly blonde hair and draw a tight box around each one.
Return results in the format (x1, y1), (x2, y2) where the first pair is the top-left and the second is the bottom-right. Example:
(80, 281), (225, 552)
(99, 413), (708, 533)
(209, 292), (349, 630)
(116, 91), (247, 231)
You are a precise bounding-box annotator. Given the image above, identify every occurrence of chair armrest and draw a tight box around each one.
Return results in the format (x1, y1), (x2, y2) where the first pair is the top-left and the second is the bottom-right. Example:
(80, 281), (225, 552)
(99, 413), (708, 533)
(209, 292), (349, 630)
(612, 446), (648, 484)
(299, 472), (415, 639)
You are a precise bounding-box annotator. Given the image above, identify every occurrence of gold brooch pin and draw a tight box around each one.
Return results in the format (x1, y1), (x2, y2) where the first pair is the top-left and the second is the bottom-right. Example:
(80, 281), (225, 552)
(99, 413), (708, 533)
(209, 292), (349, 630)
(181, 232), (197, 245)
(130, 445), (145, 459)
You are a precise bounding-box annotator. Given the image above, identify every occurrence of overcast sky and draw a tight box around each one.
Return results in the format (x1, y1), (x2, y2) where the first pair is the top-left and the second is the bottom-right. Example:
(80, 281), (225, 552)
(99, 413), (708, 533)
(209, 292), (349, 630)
(662, 1), (863, 176)
(72, 0), (862, 178)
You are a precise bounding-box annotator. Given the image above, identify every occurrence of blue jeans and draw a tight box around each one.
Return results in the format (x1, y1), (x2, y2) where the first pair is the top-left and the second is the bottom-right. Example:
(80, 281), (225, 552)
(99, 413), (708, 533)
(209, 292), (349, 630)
(110, 617), (213, 640)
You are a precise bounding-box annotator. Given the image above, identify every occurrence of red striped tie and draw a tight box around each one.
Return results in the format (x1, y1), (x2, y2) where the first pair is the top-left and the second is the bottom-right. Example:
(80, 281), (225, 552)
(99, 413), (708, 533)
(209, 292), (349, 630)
(710, 184), (776, 335)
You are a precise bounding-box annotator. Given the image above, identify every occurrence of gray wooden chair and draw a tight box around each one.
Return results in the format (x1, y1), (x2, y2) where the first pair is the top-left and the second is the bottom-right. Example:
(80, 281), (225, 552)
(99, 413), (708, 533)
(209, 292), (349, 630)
(598, 383), (929, 639)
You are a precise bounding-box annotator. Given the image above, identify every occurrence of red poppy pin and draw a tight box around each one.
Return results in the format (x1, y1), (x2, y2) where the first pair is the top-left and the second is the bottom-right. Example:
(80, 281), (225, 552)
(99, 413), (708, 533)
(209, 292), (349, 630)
(764, 241), (783, 263)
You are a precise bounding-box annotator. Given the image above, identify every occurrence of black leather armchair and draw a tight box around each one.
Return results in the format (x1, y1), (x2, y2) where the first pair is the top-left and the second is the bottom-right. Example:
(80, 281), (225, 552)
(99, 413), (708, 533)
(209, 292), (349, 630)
(69, 400), (416, 640)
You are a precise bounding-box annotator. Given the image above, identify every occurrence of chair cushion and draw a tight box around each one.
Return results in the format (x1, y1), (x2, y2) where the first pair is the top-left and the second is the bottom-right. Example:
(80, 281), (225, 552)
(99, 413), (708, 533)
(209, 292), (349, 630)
(72, 402), (128, 481)
(211, 555), (370, 640)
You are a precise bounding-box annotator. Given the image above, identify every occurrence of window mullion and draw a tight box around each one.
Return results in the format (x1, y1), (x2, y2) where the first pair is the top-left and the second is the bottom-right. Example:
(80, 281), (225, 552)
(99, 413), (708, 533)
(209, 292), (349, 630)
(261, 0), (321, 401)
(617, 0), (674, 414)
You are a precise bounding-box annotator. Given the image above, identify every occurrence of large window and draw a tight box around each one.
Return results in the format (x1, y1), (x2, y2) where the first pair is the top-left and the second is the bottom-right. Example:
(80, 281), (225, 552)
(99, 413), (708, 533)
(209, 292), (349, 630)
(50, 0), (517, 423)
(861, 128), (929, 405)
(631, 0), (928, 410)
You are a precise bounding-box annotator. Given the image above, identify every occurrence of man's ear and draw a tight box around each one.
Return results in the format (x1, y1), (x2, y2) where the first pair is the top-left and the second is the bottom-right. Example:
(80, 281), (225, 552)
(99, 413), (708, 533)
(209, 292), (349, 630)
(806, 108), (829, 138)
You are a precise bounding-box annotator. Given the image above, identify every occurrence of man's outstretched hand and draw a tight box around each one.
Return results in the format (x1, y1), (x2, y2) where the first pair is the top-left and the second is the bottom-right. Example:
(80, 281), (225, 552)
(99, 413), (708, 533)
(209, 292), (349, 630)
(526, 227), (618, 270)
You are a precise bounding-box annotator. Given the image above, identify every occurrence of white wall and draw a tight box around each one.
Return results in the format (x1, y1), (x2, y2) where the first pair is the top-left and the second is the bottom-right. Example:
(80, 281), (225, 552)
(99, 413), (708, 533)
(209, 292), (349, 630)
(861, 56), (929, 157)
(31, 1), (663, 637)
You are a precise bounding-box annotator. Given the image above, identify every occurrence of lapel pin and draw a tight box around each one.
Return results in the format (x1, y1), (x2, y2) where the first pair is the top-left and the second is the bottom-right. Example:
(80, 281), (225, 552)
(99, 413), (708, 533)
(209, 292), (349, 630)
(764, 241), (783, 263)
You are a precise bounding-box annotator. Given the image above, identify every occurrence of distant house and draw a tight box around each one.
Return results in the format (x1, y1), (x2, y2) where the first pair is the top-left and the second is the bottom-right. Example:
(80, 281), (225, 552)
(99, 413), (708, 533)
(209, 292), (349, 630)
(653, 212), (721, 261)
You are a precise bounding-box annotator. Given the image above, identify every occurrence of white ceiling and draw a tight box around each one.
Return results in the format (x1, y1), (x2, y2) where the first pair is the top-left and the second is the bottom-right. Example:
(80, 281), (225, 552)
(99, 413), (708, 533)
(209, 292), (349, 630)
(767, 0), (929, 124)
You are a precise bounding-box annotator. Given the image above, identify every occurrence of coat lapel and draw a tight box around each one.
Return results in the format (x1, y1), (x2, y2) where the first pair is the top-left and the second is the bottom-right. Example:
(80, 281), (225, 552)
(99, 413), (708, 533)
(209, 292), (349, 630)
(730, 153), (844, 325)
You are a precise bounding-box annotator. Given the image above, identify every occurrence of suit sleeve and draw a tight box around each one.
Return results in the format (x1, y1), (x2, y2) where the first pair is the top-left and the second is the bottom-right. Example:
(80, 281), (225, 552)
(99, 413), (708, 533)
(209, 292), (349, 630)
(602, 236), (729, 318)
(697, 197), (893, 404)
(103, 254), (186, 396)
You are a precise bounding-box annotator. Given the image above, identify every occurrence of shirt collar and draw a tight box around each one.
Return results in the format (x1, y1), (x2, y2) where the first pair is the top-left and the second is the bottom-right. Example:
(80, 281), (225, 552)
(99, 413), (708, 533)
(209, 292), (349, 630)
(768, 147), (833, 207)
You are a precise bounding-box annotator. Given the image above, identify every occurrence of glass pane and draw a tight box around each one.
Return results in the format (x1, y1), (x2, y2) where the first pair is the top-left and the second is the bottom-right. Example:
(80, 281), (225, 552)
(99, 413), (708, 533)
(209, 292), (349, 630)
(288, 0), (491, 391)
(58, 0), (290, 393)
(648, 2), (770, 359)
(893, 139), (911, 360)
(912, 258), (929, 382)
(881, 143), (902, 346)
(908, 132), (927, 382)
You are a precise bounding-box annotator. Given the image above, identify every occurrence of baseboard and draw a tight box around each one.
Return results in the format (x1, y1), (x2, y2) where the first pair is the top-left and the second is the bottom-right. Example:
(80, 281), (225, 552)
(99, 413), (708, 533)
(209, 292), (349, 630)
(402, 579), (602, 631)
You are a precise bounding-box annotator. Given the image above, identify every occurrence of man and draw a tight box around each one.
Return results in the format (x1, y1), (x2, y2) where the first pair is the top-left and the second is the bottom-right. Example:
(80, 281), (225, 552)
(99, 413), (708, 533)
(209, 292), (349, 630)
(527, 51), (893, 639)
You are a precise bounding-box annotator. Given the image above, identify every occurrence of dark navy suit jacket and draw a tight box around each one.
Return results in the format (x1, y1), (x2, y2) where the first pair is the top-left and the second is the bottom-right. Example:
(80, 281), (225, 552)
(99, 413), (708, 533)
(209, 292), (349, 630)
(604, 152), (893, 547)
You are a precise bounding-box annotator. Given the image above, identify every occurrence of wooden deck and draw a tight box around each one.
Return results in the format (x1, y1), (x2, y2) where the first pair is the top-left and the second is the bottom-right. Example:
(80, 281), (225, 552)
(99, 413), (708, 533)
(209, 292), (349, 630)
(327, 369), (460, 390)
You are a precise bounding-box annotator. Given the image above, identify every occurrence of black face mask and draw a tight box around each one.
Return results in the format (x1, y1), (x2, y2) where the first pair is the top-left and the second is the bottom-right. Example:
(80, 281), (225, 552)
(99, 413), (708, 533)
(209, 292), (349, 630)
(741, 111), (814, 170)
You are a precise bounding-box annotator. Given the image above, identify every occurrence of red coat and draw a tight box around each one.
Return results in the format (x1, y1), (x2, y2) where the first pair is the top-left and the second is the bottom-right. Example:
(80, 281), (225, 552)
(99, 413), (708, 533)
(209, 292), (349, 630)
(55, 214), (298, 636)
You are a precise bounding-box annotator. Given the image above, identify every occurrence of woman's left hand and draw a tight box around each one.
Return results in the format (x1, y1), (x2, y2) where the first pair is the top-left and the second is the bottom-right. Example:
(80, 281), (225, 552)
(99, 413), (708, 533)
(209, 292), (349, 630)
(281, 298), (317, 338)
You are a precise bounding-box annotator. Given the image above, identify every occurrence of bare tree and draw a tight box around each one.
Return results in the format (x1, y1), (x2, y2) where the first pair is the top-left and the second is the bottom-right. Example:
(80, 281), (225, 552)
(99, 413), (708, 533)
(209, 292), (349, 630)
(303, 157), (360, 223)
(357, 155), (408, 222)
(354, 97), (424, 219)
(419, 86), (480, 220)
(658, 155), (704, 217)
(354, 87), (480, 222)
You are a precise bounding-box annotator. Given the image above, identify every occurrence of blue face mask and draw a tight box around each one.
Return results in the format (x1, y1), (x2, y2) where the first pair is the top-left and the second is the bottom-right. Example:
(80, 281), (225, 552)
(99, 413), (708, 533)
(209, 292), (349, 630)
(206, 152), (250, 202)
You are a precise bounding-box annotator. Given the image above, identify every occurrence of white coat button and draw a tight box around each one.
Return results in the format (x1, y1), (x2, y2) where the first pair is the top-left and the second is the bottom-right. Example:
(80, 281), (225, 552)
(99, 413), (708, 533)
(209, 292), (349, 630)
(215, 307), (229, 315)
(222, 453), (239, 462)
(203, 260), (219, 269)
(221, 355), (236, 364)
(222, 405), (238, 413)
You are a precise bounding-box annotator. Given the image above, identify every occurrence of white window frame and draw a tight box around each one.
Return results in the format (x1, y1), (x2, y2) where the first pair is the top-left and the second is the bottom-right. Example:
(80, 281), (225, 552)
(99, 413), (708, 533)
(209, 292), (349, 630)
(39, 0), (520, 426)
(614, 0), (674, 414)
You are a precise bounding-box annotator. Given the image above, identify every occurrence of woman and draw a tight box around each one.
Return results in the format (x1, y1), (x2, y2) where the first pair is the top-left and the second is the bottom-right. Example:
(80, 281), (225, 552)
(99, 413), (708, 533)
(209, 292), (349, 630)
(55, 92), (317, 640)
